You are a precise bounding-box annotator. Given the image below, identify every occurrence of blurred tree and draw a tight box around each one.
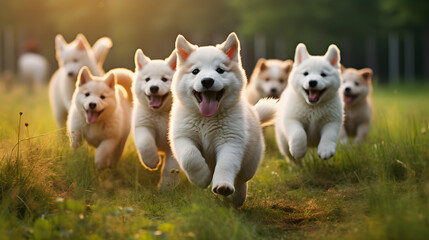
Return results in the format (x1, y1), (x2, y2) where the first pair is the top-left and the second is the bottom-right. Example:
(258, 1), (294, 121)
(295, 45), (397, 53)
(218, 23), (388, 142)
(380, 0), (429, 31)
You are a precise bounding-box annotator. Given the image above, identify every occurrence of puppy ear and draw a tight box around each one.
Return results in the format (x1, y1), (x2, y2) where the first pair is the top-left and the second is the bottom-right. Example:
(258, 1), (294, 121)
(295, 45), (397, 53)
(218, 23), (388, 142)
(218, 32), (241, 62)
(134, 49), (150, 71)
(340, 64), (346, 73)
(175, 35), (197, 64)
(324, 44), (341, 68)
(76, 33), (90, 51)
(294, 43), (310, 65)
(359, 68), (373, 83)
(77, 66), (93, 87)
(165, 50), (177, 70)
(55, 34), (66, 53)
(256, 58), (267, 71)
(104, 72), (117, 89)
(283, 59), (293, 74)
(92, 37), (113, 67)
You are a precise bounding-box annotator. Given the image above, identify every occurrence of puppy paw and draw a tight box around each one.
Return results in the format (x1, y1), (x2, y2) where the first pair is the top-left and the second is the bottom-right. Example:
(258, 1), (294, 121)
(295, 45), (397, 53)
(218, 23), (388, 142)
(340, 137), (348, 146)
(212, 181), (235, 196)
(318, 142), (336, 160)
(70, 140), (81, 149)
(182, 160), (211, 188)
(95, 157), (111, 169)
(139, 150), (160, 170)
(289, 144), (307, 160)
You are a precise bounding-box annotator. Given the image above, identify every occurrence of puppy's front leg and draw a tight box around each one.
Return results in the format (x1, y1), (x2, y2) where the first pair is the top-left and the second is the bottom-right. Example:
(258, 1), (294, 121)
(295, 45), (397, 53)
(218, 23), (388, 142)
(212, 143), (243, 196)
(94, 139), (117, 169)
(172, 138), (211, 188)
(354, 122), (370, 143)
(134, 126), (160, 169)
(69, 129), (82, 149)
(284, 120), (307, 160)
(159, 152), (181, 190)
(318, 122), (341, 159)
(67, 110), (82, 149)
(339, 126), (348, 145)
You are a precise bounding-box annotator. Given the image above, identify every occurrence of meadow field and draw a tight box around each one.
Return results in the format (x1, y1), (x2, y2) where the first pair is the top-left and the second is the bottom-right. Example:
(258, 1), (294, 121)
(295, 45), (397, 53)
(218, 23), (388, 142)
(0, 81), (428, 240)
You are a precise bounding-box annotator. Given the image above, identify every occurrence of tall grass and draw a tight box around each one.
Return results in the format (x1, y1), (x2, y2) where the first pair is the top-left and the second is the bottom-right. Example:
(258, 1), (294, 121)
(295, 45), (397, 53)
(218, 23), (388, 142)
(0, 82), (428, 239)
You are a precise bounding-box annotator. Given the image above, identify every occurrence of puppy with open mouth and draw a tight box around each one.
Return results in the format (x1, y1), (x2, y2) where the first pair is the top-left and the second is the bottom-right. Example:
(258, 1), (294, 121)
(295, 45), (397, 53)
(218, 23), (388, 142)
(339, 66), (373, 144)
(169, 33), (277, 207)
(132, 48), (181, 190)
(67, 66), (134, 169)
(275, 43), (343, 165)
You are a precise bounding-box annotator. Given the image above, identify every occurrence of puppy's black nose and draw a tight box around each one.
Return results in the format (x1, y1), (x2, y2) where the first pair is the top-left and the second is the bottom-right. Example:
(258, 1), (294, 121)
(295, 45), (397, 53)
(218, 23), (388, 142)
(89, 103), (96, 109)
(201, 78), (214, 89)
(68, 72), (74, 77)
(150, 86), (159, 94)
(270, 88), (277, 94)
(345, 87), (351, 93)
(309, 80), (318, 88)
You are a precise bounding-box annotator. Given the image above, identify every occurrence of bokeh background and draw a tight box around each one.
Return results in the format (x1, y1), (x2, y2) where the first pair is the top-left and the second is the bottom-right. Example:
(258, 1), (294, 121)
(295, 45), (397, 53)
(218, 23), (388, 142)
(0, 0), (428, 83)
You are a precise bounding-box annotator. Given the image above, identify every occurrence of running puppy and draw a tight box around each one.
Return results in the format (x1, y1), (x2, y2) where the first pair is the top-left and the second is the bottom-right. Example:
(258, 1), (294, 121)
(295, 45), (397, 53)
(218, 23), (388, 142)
(246, 58), (293, 105)
(339, 66), (373, 144)
(50, 34), (112, 127)
(132, 49), (180, 189)
(67, 67), (133, 169)
(275, 43), (343, 164)
(169, 33), (277, 207)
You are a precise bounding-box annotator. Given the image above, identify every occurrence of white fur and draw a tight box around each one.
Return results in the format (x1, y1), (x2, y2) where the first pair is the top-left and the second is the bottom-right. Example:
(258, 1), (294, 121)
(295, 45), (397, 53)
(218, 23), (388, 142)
(132, 49), (180, 190)
(169, 33), (276, 207)
(275, 43), (343, 164)
(339, 67), (373, 144)
(67, 67), (133, 169)
(18, 52), (49, 87)
(246, 58), (293, 105)
(49, 34), (112, 128)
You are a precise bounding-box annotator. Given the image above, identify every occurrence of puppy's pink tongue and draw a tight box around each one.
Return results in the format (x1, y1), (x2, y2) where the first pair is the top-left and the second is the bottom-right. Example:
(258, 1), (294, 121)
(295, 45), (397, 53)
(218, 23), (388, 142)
(149, 95), (163, 108)
(308, 90), (320, 102)
(87, 111), (100, 123)
(199, 92), (219, 117)
(344, 96), (353, 104)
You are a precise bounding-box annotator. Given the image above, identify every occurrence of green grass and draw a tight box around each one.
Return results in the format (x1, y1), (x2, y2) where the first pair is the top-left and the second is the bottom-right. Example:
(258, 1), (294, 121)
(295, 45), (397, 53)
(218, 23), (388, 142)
(0, 82), (428, 239)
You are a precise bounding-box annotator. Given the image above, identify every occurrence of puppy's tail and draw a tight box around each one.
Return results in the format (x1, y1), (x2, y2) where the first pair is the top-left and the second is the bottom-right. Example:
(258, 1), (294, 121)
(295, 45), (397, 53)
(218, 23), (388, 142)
(109, 68), (134, 104)
(92, 37), (112, 68)
(253, 98), (278, 127)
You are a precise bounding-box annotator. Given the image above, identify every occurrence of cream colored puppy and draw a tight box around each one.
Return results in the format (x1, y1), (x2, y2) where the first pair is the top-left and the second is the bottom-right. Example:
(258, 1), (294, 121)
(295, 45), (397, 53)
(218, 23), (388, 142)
(246, 58), (293, 105)
(169, 33), (277, 207)
(339, 66), (373, 144)
(132, 49), (180, 189)
(67, 67), (133, 169)
(50, 34), (112, 128)
(275, 43), (343, 164)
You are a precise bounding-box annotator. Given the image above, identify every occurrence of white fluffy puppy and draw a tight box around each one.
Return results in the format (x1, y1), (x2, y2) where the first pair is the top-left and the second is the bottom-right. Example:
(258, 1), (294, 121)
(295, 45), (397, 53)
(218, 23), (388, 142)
(246, 58), (293, 105)
(275, 43), (343, 164)
(169, 33), (276, 207)
(50, 34), (112, 128)
(339, 66), (373, 144)
(67, 67), (133, 169)
(132, 49), (180, 189)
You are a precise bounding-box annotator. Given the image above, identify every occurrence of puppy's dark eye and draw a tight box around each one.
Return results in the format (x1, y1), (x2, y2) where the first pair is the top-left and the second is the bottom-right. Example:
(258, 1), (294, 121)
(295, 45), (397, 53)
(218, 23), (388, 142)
(73, 59), (78, 63)
(354, 82), (360, 86)
(303, 72), (309, 76)
(100, 95), (105, 99)
(192, 69), (200, 75)
(145, 77), (150, 82)
(321, 72), (327, 77)
(265, 78), (270, 82)
(85, 92), (90, 97)
(161, 77), (168, 82)
(279, 79), (284, 83)
(216, 68), (225, 74)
